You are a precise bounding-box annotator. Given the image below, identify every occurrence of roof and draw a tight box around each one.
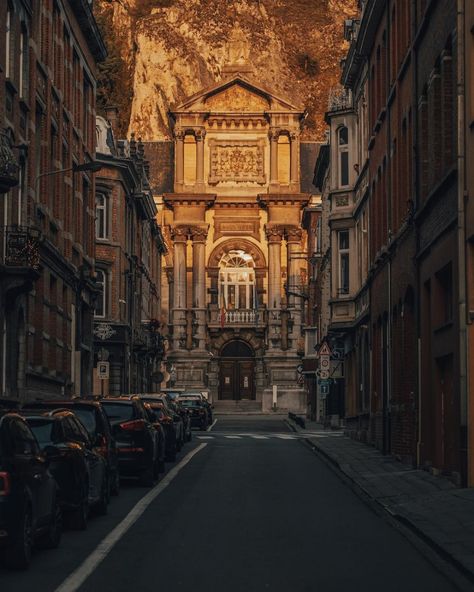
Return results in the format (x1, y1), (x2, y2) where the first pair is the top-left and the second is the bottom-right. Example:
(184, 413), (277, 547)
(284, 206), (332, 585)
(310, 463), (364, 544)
(172, 74), (303, 114)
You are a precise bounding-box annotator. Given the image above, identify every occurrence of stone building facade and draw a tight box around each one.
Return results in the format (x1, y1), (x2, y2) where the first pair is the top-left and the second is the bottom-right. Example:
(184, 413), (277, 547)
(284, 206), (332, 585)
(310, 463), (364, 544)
(0, 0), (106, 400)
(92, 117), (166, 398)
(150, 48), (317, 411)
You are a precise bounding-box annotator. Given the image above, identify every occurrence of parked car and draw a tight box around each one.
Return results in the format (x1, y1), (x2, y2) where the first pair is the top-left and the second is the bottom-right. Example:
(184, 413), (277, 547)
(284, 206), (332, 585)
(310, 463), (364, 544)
(178, 398), (209, 431)
(138, 395), (185, 453)
(101, 397), (157, 487)
(26, 399), (120, 497)
(173, 399), (192, 443)
(179, 393), (213, 425)
(21, 409), (109, 529)
(0, 409), (62, 569)
(142, 400), (178, 462)
(142, 405), (166, 474)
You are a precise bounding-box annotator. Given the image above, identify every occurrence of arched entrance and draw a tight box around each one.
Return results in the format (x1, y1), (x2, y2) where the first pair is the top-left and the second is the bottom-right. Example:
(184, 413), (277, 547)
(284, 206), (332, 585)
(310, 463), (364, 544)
(219, 340), (255, 401)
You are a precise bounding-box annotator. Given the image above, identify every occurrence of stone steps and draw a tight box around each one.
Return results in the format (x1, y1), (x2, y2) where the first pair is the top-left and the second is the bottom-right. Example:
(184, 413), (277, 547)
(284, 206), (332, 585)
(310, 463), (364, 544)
(213, 400), (262, 413)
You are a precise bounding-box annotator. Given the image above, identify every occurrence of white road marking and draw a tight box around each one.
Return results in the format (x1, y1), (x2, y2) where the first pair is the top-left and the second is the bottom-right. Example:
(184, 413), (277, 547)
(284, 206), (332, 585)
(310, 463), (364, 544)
(251, 435), (269, 440)
(275, 435), (297, 440)
(54, 443), (207, 592)
(207, 418), (217, 432)
(225, 435), (242, 439)
(196, 436), (215, 440)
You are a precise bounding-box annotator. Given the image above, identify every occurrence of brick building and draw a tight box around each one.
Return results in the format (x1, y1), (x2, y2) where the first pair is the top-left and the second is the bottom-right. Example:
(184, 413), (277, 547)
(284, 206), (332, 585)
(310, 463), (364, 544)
(0, 0), (106, 400)
(92, 116), (166, 397)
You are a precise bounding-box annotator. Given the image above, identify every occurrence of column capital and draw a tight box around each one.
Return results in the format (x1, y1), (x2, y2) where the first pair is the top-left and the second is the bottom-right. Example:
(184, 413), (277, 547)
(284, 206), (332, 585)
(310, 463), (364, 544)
(189, 225), (208, 243)
(289, 130), (299, 142)
(174, 129), (185, 141)
(170, 225), (188, 243)
(285, 226), (303, 243)
(195, 129), (207, 141)
(265, 224), (285, 243)
(268, 128), (281, 142)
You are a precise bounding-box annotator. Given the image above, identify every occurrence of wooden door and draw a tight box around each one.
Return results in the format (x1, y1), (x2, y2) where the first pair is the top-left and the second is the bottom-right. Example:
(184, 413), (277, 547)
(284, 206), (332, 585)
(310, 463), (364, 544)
(220, 361), (235, 400)
(238, 360), (254, 400)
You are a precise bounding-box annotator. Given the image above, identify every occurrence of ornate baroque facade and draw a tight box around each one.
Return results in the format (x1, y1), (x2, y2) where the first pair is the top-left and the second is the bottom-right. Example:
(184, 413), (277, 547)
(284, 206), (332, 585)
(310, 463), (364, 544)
(156, 50), (314, 411)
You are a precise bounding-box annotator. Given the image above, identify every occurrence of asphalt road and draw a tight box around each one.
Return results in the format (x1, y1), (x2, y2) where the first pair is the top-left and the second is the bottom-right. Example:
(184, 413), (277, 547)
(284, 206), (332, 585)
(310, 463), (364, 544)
(1, 416), (459, 592)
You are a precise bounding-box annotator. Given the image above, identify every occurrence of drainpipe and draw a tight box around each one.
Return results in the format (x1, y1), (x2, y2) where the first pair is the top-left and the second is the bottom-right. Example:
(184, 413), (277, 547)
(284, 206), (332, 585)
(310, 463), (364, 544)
(457, 0), (468, 485)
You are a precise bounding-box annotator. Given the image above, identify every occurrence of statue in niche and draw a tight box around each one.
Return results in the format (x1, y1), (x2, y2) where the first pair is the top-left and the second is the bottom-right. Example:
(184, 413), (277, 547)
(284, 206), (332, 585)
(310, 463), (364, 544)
(227, 22), (250, 66)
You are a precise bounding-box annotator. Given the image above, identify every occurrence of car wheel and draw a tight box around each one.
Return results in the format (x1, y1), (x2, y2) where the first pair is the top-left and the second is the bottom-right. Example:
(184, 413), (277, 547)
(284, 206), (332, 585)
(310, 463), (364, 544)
(110, 470), (120, 497)
(4, 505), (33, 570)
(38, 500), (62, 550)
(139, 463), (155, 487)
(95, 476), (109, 516)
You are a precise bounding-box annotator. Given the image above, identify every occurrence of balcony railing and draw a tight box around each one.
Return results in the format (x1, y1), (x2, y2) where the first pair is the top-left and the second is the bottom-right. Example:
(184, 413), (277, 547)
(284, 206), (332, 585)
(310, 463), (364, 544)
(1, 226), (41, 269)
(208, 308), (265, 327)
(328, 87), (352, 112)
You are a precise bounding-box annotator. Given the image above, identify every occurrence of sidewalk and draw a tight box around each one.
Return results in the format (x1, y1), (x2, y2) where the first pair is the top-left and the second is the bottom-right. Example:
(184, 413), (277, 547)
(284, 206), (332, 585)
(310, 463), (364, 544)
(287, 418), (474, 583)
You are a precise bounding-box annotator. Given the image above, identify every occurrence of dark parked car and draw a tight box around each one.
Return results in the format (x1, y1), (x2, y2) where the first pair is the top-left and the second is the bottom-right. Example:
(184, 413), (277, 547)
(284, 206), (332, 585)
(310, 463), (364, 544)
(180, 392), (213, 424)
(178, 398), (209, 431)
(101, 397), (157, 487)
(21, 409), (109, 529)
(143, 406), (166, 474)
(0, 410), (62, 569)
(143, 401), (178, 462)
(170, 399), (192, 443)
(26, 399), (120, 497)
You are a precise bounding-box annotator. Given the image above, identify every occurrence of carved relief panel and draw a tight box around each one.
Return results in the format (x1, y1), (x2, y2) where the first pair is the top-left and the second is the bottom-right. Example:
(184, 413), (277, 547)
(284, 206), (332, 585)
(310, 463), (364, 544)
(208, 139), (266, 185)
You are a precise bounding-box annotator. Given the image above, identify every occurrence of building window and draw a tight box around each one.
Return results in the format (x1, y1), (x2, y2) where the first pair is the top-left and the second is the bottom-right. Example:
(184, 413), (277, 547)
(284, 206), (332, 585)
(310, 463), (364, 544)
(436, 263), (453, 325)
(338, 230), (350, 294)
(19, 24), (29, 98)
(338, 126), (349, 187)
(95, 193), (107, 239)
(95, 269), (106, 318)
(219, 250), (256, 310)
(5, 4), (12, 79)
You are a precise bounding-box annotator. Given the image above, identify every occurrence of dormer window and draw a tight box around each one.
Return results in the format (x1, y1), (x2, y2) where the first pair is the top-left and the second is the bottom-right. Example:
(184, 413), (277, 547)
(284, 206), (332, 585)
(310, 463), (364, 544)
(338, 126), (349, 187)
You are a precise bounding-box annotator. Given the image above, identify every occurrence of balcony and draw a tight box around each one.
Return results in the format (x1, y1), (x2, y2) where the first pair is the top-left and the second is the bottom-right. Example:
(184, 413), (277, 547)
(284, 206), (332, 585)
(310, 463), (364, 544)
(1, 226), (41, 269)
(327, 87), (352, 113)
(208, 308), (265, 329)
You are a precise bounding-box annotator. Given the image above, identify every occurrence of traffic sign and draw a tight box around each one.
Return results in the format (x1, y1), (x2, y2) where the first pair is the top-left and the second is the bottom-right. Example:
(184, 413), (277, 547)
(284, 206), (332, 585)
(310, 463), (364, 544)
(320, 383), (330, 396)
(97, 361), (109, 380)
(319, 369), (330, 380)
(318, 342), (332, 357)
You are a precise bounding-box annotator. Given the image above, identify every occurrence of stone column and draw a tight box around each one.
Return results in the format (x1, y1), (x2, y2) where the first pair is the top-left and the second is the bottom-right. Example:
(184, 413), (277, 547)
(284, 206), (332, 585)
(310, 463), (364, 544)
(290, 131), (299, 188)
(171, 226), (188, 350)
(191, 226), (208, 351)
(266, 225), (284, 350)
(174, 130), (185, 188)
(195, 129), (206, 189)
(269, 129), (279, 187)
(286, 227), (303, 351)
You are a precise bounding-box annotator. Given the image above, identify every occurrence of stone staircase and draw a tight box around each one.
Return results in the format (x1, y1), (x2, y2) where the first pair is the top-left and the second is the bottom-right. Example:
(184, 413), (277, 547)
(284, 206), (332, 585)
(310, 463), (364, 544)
(213, 400), (262, 414)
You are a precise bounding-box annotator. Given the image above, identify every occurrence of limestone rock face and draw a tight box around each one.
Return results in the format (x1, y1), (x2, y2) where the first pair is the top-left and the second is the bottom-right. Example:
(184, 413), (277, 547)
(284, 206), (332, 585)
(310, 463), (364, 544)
(97, 0), (356, 140)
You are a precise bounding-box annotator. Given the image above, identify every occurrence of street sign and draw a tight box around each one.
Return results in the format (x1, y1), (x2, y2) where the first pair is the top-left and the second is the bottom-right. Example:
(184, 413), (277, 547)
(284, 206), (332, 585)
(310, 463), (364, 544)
(320, 383), (330, 396)
(97, 361), (109, 380)
(319, 369), (330, 380)
(318, 342), (332, 357)
(330, 360), (344, 379)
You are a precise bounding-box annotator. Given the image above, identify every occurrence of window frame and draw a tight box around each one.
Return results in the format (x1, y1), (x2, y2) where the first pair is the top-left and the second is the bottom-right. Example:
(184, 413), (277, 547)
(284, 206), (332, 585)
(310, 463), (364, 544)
(338, 229), (350, 295)
(337, 126), (350, 188)
(94, 268), (107, 318)
(95, 192), (108, 240)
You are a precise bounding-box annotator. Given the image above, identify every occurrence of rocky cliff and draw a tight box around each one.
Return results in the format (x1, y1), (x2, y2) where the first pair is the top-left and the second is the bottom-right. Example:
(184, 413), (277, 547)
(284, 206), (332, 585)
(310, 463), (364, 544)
(96, 0), (356, 140)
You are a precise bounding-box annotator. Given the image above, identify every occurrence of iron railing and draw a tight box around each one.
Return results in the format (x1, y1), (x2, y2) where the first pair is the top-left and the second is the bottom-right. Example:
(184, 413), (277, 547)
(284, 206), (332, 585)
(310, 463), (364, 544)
(1, 225), (41, 269)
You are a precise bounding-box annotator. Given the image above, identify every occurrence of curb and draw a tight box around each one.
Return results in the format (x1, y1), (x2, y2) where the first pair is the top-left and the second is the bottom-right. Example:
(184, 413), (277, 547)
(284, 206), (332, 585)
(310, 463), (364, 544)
(286, 418), (474, 590)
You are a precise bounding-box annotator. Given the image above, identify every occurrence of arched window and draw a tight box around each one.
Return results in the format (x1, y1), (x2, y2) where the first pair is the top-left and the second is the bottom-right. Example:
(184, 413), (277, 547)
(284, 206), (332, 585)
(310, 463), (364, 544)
(338, 126), (349, 187)
(219, 250), (256, 310)
(95, 270), (106, 318)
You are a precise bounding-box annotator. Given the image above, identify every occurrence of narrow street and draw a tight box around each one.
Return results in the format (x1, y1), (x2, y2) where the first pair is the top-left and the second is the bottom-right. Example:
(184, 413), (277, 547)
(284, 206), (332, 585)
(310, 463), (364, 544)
(1, 417), (457, 592)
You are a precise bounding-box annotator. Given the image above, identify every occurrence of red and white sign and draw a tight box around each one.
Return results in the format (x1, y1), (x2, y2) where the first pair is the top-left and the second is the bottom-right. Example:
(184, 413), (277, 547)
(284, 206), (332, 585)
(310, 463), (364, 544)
(318, 342), (332, 357)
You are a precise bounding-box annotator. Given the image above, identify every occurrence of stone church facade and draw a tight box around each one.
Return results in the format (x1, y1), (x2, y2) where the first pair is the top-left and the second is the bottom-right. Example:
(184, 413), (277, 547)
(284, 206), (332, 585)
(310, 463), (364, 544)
(148, 59), (318, 411)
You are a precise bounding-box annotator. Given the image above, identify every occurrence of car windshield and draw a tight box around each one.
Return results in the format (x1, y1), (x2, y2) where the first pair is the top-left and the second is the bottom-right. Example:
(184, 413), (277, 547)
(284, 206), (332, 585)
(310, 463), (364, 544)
(180, 400), (202, 407)
(26, 418), (55, 446)
(101, 402), (134, 421)
(72, 408), (97, 435)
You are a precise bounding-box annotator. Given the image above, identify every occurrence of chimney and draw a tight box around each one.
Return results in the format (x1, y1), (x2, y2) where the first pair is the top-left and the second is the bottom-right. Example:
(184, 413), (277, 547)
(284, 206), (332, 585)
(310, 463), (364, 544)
(105, 106), (119, 138)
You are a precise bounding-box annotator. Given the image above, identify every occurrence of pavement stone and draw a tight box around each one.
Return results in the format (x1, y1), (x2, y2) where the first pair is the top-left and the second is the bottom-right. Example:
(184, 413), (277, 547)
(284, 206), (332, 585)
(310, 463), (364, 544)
(287, 418), (474, 584)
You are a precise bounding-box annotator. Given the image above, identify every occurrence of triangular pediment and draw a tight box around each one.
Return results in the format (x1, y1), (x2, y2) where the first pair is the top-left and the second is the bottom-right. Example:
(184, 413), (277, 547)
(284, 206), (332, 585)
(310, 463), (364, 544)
(173, 75), (302, 114)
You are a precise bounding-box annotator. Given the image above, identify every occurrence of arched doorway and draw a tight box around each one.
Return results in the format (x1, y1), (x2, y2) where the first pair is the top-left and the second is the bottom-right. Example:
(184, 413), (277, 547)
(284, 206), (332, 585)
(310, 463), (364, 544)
(219, 340), (255, 401)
